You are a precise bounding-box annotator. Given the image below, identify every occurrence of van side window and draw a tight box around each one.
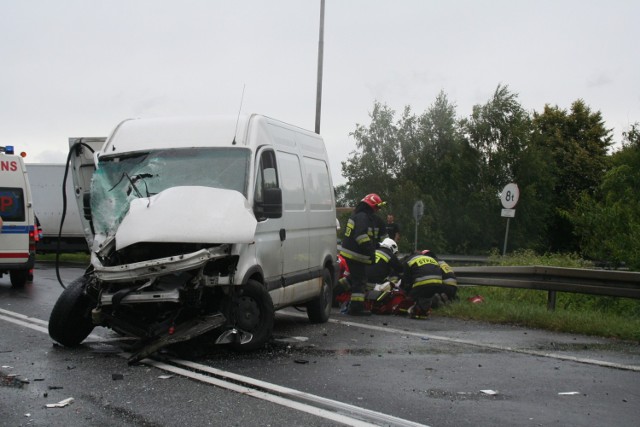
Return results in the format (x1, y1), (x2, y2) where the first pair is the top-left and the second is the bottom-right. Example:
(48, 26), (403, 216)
(254, 150), (280, 219)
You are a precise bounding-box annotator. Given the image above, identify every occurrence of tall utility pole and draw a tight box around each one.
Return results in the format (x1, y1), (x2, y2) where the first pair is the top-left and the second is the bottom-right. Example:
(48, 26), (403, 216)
(314, 0), (325, 134)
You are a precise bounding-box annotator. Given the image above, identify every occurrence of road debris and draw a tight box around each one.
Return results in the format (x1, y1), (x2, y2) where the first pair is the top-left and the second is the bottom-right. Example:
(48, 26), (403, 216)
(480, 390), (498, 395)
(468, 295), (485, 304)
(46, 397), (74, 408)
(558, 391), (580, 395)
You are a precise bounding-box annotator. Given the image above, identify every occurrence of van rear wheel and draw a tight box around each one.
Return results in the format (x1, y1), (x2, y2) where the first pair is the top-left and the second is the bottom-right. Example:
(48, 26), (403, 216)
(10, 269), (28, 288)
(48, 276), (95, 346)
(223, 280), (274, 351)
(306, 268), (333, 324)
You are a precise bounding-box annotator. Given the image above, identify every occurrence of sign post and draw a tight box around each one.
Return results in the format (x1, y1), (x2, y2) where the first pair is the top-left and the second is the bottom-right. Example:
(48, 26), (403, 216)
(413, 200), (424, 252)
(500, 183), (519, 256)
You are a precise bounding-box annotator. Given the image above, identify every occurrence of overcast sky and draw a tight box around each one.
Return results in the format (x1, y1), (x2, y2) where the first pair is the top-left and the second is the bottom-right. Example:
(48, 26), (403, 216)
(2, 0), (638, 185)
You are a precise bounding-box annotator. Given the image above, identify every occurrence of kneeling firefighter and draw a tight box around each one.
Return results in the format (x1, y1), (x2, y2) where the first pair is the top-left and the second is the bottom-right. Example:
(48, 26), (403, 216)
(366, 238), (403, 285)
(401, 250), (443, 318)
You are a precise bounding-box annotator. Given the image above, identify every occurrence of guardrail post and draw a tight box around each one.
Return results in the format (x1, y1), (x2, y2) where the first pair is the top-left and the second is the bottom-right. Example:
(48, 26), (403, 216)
(547, 290), (556, 311)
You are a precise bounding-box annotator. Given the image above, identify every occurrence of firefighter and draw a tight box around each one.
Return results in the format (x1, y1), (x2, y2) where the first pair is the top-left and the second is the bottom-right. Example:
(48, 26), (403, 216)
(366, 238), (403, 285)
(401, 250), (443, 318)
(338, 193), (385, 316)
(423, 250), (458, 308)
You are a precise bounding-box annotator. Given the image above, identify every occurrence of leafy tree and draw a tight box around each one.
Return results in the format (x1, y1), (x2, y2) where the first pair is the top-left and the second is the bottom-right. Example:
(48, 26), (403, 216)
(341, 101), (400, 205)
(573, 123), (640, 268)
(531, 100), (612, 251)
(459, 85), (532, 252)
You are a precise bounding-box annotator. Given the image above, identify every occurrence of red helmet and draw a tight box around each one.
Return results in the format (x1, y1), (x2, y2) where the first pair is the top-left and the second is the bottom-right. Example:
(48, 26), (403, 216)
(361, 193), (385, 211)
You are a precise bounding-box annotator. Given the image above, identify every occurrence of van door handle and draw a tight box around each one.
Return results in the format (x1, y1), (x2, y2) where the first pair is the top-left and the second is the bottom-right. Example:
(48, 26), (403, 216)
(279, 228), (286, 242)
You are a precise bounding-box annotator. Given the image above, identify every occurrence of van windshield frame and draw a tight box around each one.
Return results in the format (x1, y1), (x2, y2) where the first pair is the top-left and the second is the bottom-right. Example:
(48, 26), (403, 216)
(91, 147), (251, 235)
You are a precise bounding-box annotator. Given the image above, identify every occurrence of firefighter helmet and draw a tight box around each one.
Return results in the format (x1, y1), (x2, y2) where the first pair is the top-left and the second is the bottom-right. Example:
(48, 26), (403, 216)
(361, 193), (385, 211)
(380, 238), (398, 254)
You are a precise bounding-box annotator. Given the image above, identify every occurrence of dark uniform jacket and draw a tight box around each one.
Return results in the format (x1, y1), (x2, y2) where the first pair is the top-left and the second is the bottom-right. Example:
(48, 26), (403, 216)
(439, 260), (457, 287)
(366, 246), (403, 284)
(402, 253), (443, 292)
(339, 205), (376, 264)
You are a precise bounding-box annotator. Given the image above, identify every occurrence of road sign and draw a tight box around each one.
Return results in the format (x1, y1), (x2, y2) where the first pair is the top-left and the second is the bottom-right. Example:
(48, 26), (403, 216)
(413, 200), (424, 221)
(500, 183), (519, 209)
(501, 209), (516, 218)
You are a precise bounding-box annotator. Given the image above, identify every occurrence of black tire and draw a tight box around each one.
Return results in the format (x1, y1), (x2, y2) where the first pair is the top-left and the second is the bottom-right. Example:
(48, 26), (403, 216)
(48, 276), (95, 347)
(10, 269), (28, 288)
(306, 268), (333, 323)
(224, 280), (274, 351)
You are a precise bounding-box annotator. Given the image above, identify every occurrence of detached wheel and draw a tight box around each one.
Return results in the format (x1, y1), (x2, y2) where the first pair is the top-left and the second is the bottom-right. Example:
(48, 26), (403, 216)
(48, 276), (95, 346)
(224, 280), (274, 351)
(10, 269), (28, 288)
(306, 268), (333, 323)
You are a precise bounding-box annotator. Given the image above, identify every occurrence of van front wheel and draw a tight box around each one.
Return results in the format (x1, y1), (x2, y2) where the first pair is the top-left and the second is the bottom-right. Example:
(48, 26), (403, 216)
(48, 276), (95, 346)
(306, 268), (333, 324)
(224, 280), (274, 351)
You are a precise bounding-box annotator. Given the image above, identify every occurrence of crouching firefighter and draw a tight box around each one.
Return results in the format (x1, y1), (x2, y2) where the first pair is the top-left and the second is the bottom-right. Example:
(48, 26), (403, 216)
(338, 193), (386, 316)
(400, 250), (443, 319)
(422, 250), (458, 308)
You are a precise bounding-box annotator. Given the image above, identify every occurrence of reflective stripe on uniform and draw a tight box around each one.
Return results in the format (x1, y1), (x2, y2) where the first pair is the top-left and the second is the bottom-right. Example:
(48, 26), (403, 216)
(407, 255), (439, 268)
(350, 293), (365, 302)
(339, 248), (372, 264)
(355, 233), (370, 245)
(412, 275), (443, 287)
(375, 250), (390, 263)
(443, 278), (458, 286)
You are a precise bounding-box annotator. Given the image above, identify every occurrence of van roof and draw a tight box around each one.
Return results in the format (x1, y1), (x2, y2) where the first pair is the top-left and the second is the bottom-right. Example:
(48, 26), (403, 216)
(102, 115), (250, 155)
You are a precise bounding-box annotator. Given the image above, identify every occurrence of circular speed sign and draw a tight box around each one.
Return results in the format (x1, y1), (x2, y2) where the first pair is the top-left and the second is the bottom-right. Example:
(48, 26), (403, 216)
(500, 183), (520, 209)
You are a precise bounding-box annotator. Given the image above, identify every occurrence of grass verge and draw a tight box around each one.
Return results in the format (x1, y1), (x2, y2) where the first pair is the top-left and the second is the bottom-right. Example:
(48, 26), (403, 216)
(437, 250), (640, 342)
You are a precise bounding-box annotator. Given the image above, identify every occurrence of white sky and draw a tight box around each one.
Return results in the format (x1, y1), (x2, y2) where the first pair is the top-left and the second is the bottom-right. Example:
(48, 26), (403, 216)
(1, 0), (638, 185)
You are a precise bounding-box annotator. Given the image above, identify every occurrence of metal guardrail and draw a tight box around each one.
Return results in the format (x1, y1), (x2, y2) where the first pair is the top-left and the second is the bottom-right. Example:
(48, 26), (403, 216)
(453, 265), (640, 310)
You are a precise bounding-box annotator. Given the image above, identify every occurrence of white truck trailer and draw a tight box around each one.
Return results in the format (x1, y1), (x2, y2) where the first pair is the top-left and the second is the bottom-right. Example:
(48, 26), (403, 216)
(25, 163), (88, 253)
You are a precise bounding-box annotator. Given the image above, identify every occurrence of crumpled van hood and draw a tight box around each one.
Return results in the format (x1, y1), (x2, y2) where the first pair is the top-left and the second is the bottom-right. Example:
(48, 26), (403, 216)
(115, 186), (257, 250)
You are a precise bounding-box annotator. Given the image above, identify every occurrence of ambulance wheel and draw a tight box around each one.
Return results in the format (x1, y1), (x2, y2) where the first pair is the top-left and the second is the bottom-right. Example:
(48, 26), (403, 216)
(224, 280), (274, 351)
(306, 268), (332, 323)
(10, 269), (28, 288)
(49, 276), (95, 347)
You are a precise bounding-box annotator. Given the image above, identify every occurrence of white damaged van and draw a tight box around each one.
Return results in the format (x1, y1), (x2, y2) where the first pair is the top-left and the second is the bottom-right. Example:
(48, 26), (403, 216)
(0, 145), (36, 287)
(48, 115), (337, 362)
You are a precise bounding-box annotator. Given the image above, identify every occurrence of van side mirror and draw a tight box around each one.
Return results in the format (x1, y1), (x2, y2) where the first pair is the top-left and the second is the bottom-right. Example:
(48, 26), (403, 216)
(260, 187), (282, 218)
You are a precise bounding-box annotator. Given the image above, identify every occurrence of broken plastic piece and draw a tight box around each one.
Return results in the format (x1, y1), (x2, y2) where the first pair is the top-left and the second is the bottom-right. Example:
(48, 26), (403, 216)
(468, 295), (485, 304)
(46, 397), (74, 408)
(480, 389), (498, 395)
(558, 391), (580, 395)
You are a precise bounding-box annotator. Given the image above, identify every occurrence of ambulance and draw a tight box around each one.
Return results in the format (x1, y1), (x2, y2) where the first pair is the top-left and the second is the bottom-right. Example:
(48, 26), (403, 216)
(0, 145), (36, 287)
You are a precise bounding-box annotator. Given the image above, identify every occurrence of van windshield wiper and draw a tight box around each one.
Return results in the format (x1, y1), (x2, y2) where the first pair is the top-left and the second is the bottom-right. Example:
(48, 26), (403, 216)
(109, 172), (153, 198)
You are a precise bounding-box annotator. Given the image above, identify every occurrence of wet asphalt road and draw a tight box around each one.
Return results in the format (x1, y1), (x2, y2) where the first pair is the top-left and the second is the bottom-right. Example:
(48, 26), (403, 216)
(1, 262), (639, 427)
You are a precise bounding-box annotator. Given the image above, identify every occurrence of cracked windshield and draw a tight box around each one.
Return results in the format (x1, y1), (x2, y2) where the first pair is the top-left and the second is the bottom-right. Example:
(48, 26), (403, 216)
(90, 147), (250, 235)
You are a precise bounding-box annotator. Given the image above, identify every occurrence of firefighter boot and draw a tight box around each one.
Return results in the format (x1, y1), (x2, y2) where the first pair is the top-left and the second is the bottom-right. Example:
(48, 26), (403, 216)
(347, 300), (371, 316)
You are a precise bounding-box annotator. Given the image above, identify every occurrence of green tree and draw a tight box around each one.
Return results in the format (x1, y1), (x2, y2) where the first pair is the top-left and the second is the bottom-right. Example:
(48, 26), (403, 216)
(341, 101), (400, 205)
(459, 85), (532, 252)
(573, 123), (640, 268)
(531, 100), (612, 251)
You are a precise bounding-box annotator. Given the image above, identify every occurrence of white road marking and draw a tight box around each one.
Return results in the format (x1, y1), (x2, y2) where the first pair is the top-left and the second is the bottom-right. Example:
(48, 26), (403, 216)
(280, 311), (640, 372)
(0, 308), (429, 427)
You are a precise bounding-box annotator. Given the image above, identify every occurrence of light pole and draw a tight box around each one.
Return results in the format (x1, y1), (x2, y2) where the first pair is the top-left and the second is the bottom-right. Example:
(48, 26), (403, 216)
(314, 0), (325, 134)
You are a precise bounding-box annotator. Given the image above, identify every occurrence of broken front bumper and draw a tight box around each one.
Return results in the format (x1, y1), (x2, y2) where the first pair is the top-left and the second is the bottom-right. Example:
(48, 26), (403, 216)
(93, 246), (230, 283)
